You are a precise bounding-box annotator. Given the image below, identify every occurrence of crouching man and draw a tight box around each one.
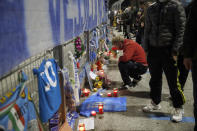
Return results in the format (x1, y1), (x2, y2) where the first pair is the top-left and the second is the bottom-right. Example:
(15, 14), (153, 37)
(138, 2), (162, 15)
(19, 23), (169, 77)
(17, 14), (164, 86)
(112, 36), (148, 90)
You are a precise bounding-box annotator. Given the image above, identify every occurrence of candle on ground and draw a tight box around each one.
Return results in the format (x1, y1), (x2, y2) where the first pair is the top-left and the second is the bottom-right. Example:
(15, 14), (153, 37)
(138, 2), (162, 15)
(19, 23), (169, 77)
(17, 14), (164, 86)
(98, 104), (104, 114)
(91, 111), (96, 116)
(79, 123), (85, 131)
(107, 92), (112, 97)
(113, 89), (118, 97)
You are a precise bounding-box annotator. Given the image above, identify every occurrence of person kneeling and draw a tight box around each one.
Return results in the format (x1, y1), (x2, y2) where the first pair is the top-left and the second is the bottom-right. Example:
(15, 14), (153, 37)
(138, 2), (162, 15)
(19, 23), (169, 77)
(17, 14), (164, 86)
(112, 36), (148, 90)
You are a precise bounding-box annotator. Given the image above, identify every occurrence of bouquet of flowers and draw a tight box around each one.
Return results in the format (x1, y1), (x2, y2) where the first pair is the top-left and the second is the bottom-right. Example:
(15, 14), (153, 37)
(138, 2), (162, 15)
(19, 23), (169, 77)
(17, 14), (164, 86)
(74, 37), (85, 59)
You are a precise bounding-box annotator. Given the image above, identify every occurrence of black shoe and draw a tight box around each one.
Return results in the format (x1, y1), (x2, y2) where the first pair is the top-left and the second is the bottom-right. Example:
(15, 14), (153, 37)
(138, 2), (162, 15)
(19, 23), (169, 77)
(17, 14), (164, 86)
(119, 83), (133, 90)
(131, 81), (138, 87)
(132, 77), (142, 87)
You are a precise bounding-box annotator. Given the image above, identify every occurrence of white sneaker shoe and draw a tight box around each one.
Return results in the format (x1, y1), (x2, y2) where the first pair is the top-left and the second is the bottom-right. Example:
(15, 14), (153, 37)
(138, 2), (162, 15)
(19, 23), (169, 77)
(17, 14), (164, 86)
(143, 101), (161, 112)
(171, 108), (184, 122)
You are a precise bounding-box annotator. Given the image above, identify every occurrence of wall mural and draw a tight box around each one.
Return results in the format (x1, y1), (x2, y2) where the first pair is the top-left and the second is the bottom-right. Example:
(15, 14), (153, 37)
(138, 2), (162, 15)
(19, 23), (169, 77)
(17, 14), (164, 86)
(0, 0), (107, 77)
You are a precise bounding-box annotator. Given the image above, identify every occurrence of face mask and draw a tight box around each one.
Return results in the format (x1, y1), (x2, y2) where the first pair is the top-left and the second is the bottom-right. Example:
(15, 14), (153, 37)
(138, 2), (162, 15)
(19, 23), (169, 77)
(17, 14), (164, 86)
(159, 0), (167, 2)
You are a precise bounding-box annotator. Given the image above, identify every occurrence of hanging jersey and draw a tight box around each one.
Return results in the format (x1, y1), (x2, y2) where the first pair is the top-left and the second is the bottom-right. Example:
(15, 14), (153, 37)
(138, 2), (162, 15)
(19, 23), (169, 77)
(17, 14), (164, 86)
(33, 58), (61, 122)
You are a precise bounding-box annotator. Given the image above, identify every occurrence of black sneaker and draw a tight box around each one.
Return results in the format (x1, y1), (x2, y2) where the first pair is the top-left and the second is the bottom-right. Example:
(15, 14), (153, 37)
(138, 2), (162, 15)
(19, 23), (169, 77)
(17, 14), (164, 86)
(131, 81), (138, 87)
(119, 83), (133, 90)
(132, 76), (142, 87)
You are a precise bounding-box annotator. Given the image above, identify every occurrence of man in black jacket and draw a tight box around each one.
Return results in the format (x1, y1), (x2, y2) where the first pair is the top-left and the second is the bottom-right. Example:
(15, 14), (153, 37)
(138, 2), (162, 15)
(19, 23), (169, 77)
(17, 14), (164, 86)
(176, 0), (193, 92)
(143, 0), (186, 122)
(183, 0), (197, 130)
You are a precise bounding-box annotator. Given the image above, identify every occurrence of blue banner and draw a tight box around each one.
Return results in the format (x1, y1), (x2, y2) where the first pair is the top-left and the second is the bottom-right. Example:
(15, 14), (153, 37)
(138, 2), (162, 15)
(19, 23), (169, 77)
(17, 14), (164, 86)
(0, 0), (107, 77)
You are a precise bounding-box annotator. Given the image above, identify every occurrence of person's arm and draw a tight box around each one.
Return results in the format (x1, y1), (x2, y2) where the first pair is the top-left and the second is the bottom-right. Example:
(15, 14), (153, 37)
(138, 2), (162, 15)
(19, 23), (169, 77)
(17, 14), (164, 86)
(143, 7), (151, 53)
(172, 2), (186, 56)
(183, 2), (197, 70)
(183, 2), (197, 59)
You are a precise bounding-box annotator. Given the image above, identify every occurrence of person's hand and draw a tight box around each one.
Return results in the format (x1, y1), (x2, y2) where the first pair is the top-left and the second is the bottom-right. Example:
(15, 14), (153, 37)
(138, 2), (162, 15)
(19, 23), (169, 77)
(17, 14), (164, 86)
(145, 52), (148, 57)
(172, 55), (177, 61)
(184, 58), (192, 70)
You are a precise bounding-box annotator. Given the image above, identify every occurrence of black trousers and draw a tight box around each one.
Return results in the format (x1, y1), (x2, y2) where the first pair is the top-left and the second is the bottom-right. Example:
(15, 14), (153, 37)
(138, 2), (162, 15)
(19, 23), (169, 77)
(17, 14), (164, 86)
(177, 54), (189, 91)
(118, 61), (147, 85)
(147, 47), (185, 108)
(192, 60), (197, 131)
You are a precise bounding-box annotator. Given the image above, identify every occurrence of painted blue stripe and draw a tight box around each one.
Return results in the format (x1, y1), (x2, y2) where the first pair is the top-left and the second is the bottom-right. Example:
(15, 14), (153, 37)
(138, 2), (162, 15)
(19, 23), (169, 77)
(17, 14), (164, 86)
(148, 114), (195, 123)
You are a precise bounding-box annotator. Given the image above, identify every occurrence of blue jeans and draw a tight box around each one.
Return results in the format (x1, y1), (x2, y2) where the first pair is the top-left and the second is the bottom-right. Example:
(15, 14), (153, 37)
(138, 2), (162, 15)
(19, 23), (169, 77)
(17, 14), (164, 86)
(192, 60), (197, 131)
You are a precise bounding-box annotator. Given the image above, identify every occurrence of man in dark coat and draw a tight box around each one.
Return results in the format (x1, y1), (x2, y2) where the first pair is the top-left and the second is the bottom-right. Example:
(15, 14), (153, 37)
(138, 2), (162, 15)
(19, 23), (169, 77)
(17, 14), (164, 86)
(143, 0), (186, 122)
(183, 0), (197, 130)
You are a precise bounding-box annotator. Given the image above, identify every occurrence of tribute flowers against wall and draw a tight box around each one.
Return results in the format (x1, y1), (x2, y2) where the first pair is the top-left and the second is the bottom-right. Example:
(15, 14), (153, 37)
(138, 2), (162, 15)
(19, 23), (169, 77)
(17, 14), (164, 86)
(74, 36), (85, 59)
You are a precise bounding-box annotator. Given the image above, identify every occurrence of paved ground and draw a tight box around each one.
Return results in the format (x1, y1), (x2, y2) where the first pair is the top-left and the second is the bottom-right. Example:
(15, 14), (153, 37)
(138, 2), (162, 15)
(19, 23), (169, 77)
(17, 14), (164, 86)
(75, 29), (195, 131)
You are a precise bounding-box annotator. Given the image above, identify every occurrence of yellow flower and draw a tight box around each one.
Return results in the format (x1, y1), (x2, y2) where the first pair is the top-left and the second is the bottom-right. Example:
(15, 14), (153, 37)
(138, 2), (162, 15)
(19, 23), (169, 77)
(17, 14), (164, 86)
(12, 87), (16, 92)
(20, 91), (26, 98)
(94, 82), (98, 87)
(93, 88), (98, 92)
(97, 81), (103, 88)
(28, 91), (32, 101)
(95, 76), (100, 81)
(5, 92), (12, 98)
(0, 97), (6, 104)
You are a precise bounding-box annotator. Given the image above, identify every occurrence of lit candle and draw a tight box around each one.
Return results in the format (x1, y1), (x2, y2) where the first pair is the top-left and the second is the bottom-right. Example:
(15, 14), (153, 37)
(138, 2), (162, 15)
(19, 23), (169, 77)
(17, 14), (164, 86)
(99, 70), (105, 77)
(113, 89), (118, 97)
(79, 123), (85, 127)
(84, 89), (88, 96)
(91, 111), (96, 116)
(98, 104), (104, 114)
(83, 89), (90, 97)
(79, 123), (85, 131)
(107, 92), (112, 97)
(79, 127), (85, 131)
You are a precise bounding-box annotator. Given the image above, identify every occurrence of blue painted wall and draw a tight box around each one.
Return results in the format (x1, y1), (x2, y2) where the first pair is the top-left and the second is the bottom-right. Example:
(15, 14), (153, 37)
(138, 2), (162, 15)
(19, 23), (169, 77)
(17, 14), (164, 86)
(0, 0), (107, 77)
(0, 0), (29, 77)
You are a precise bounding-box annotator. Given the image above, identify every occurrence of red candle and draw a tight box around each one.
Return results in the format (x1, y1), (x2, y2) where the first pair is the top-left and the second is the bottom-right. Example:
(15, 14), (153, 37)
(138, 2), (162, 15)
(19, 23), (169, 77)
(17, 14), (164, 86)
(113, 89), (118, 97)
(83, 89), (90, 97)
(91, 111), (96, 116)
(79, 123), (85, 127)
(84, 90), (88, 96)
(99, 70), (105, 77)
(107, 92), (112, 97)
(98, 104), (104, 114)
(77, 62), (80, 69)
(79, 127), (85, 131)
(79, 123), (85, 131)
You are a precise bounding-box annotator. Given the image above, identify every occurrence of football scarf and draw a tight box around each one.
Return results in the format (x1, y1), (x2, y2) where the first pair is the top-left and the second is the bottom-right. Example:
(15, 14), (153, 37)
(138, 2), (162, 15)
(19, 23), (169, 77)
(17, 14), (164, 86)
(33, 58), (61, 122)
(68, 51), (80, 106)
(66, 111), (79, 130)
(0, 72), (40, 131)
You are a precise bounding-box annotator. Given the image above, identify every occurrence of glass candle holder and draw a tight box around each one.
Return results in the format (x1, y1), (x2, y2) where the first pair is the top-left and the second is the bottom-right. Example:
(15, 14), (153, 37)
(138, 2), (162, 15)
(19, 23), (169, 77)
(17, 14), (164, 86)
(113, 89), (118, 97)
(98, 104), (104, 114)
